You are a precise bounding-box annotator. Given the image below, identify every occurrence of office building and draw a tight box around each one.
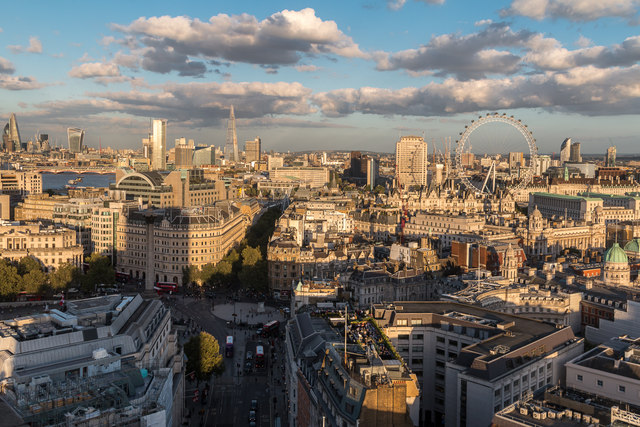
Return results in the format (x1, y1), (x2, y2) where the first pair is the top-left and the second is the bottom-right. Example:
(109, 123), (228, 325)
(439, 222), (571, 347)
(7, 113), (21, 152)
(404, 212), (485, 249)
(271, 167), (330, 188)
(117, 202), (251, 290)
(0, 221), (84, 270)
(367, 157), (378, 190)
(267, 155), (284, 170)
(174, 137), (194, 169)
(350, 151), (367, 178)
(396, 136), (428, 188)
(373, 302), (584, 426)
(245, 137), (261, 163)
(0, 170), (42, 195)
(110, 169), (227, 208)
(151, 119), (167, 171)
(142, 135), (152, 159)
(0, 294), (184, 426)
(560, 138), (572, 163)
(535, 154), (551, 176)
(509, 152), (524, 169)
(225, 105), (238, 162)
(67, 127), (85, 154)
(607, 146), (617, 167)
(570, 141), (582, 162)
(193, 145), (217, 167)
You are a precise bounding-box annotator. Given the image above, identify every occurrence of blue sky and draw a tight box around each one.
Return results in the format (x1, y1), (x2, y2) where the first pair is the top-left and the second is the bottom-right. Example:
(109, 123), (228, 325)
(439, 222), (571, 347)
(1, 0), (640, 155)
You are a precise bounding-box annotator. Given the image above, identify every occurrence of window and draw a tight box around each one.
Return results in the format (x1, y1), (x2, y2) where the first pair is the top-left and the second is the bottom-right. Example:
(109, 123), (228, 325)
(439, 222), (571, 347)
(412, 334), (424, 340)
(436, 348), (445, 356)
(577, 374), (583, 381)
(494, 389), (501, 397)
(619, 385), (626, 393)
(597, 379), (603, 387)
(397, 319), (408, 326)
(411, 319), (422, 326)
(513, 379), (519, 387)
(449, 339), (458, 347)
(398, 334), (410, 340)
(437, 336), (445, 343)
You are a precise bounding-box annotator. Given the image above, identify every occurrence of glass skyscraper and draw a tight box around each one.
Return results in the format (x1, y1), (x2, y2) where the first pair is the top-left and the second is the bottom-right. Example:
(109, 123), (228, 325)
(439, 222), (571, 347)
(67, 127), (85, 154)
(151, 119), (167, 170)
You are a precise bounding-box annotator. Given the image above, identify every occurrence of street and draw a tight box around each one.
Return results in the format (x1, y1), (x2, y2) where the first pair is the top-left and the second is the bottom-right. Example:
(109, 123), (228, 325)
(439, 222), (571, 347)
(170, 294), (289, 426)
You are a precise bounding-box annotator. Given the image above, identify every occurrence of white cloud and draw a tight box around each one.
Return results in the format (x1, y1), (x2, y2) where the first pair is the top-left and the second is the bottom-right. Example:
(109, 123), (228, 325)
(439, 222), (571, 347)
(312, 65), (640, 117)
(375, 23), (534, 79)
(7, 36), (43, 54)
(111, 8), (365, 76)
(524, 34), (640, 70)
(27, 37), (42, 53)
(502, 0), (640, 22)
(295, 64), (320, 72)
(24, 80), (315, 128)
(0, 75), (48, 90)
(575, 35), (593, 48)
(0, 57), (15, 74)
(68, 62), (121, 79)
(475, 19), (493, 26)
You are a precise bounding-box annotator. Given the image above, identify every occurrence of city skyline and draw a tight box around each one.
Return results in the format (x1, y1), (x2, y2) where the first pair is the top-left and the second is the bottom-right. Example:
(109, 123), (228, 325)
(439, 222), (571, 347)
(1, 1), (640, 154)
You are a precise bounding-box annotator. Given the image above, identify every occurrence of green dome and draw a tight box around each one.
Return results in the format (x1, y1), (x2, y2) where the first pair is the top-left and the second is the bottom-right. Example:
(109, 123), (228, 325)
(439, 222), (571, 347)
(624, 238), (640, 254)
(604, 243), (629, 264)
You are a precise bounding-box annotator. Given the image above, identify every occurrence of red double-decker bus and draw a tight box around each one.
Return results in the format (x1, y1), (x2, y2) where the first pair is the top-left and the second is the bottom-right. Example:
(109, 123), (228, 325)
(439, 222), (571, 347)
(225, 336), (234, 357)
(154, 282), (178, 295)
(262, 320), (280, 337)
(255, 345), (265, 368)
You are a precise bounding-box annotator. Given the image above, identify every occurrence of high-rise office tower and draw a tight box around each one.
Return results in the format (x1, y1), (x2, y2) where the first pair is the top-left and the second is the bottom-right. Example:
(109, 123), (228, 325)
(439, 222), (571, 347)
(8, 113), (21, 152)
(606, 146), (617, 167)
(245, 137), (261, 163)
(569, 142), (582, 162)
(67, 127), (85, 154)
(225, 105), (238, 162)
(142, 134), (152, 160)
(350, 151), (367, 178)
(395, 136), (428, 188)
(151, 119), (167, 170)
(2, 123), (10, 152)
(560, 138), (572, 163)
(366, 157), (378, 191)
(175, 137), (194, 169)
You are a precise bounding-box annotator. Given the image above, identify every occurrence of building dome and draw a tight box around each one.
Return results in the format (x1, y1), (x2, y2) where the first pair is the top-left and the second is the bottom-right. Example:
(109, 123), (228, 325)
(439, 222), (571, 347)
(624, 238), (640, 254)
(604, 243), (629, 264)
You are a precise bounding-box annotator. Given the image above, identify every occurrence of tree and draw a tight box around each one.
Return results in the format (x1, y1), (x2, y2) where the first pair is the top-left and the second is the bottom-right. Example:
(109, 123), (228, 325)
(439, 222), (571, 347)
(373, 185), (385, 194)
(21, 269), (47, 294)
(18, 256), (42, 276)
(82, 253), (115, 291)
(49, 263), (80, 291)
(241, 246), (262, 267)
(0, 259), (21, 298)
(17, 257), (46, 294)
(182, 265), (200, 286)
(184, 332), (224, 381)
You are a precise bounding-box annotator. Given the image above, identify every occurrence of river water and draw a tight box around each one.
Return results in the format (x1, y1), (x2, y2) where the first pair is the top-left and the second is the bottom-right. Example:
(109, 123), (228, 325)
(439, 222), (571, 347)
(42, 172), (116, 193)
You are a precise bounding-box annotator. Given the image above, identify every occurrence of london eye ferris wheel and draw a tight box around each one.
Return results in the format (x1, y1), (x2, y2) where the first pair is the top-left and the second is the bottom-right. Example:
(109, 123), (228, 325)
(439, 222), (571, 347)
(455, 112), (538, 194)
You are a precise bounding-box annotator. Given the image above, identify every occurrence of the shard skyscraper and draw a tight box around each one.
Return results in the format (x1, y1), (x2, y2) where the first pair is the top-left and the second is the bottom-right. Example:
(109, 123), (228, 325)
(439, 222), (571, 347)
(225, 105), (238, 162)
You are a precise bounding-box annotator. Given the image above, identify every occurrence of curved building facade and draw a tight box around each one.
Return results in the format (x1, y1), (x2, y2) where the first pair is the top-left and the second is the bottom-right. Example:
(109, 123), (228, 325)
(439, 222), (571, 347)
(67, 127), (85, 154)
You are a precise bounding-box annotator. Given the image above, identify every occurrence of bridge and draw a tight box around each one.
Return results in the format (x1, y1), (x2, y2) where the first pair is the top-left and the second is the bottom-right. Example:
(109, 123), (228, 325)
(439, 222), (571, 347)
(24, 167), (116, 175)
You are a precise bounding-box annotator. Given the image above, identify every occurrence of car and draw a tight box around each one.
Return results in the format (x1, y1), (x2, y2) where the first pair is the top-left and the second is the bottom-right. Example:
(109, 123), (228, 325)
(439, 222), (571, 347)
(246, 351), (253, 360)
(249, 410), (257, 422)
(251, 399), (258, 411)
(256, 328), (263, 336)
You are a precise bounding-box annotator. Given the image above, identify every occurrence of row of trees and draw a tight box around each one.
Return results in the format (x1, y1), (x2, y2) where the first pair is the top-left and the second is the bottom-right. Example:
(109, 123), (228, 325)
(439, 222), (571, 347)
(0, 253), (115, 300)
(182, 206), (282, 291)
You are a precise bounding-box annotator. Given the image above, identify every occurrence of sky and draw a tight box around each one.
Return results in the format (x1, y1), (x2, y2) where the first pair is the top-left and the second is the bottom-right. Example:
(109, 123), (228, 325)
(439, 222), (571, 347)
(1, 0), (640, 155)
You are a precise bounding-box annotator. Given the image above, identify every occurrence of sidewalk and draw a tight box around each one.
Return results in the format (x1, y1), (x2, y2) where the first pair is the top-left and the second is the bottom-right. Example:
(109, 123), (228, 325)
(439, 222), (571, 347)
(212, 302), (284, 324)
